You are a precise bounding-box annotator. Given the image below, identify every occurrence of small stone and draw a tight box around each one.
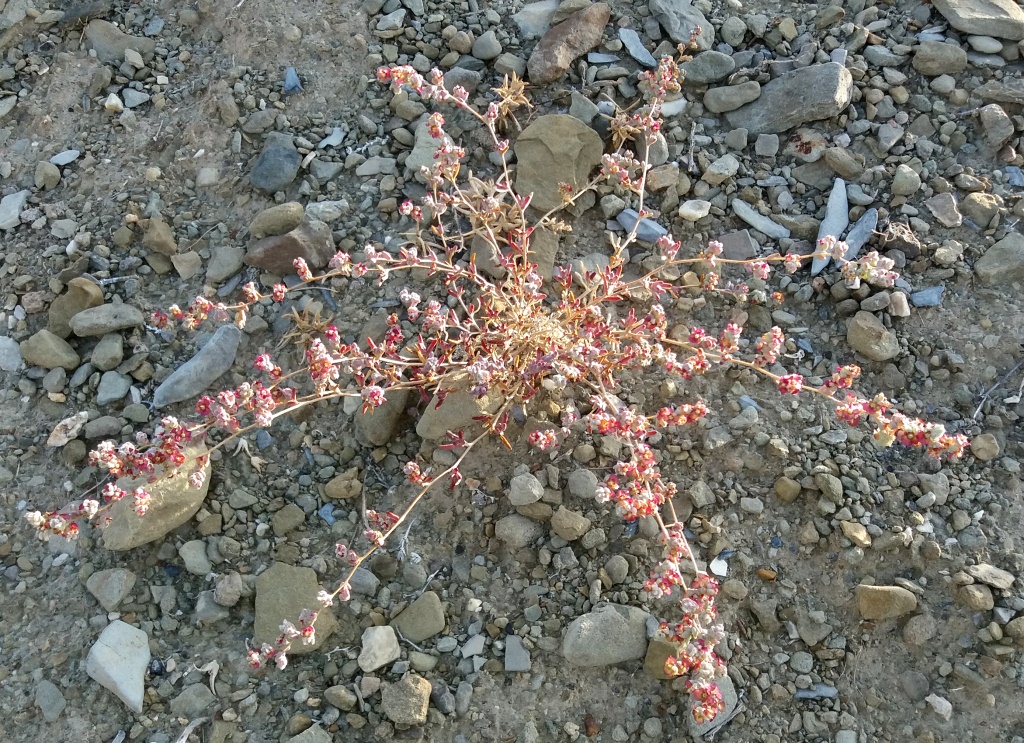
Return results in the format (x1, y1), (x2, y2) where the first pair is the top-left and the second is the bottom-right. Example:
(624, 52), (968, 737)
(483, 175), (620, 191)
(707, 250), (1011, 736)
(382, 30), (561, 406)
(20, 329), (80, 370)
(959, 584), (995, 611)
(902, 613), (937, 645)
(69, 304), (144, 337)
(925, 192), (963, 228)
(892, 164), (921, 195)
(855, 584), (918, 620)
(678, 199), (711, 221)
(381, 674), (431, 726)
(504, 635), (532, 672)
(250, 133), (301, 193)
(702, 153), (740, 185)
(35, 680), (67, 722)
(214, 571), (244, 607)
(847, 311), (899, 361)
(775, 477), (801, 502)
(86, 568), (137, 611)
(703, 81), (761, 113)
(391, 590), (446, 642)
(508, 473), (544, 505)
(359, 626), (401, 672)
(35, 161), (61, 190)
(551, 506), (592, 541)
(971, 433), (1000, 461)
(562, 604), (651, 666)
(170, 683), (216, 717)
(496, 514), (544, 548)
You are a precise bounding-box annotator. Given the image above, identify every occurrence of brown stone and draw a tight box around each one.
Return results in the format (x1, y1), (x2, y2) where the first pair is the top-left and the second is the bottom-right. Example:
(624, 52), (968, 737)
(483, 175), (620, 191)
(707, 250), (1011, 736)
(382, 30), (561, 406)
(244, 218), (335, 275)
(48, 277), (104, 339)
(526, 3), (610, 85)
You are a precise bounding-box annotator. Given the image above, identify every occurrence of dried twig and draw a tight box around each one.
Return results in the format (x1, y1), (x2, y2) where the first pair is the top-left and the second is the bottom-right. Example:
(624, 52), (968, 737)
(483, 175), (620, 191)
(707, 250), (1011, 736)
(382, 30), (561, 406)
(973, 354), (1024, 420)
(172, 717), (209, 743)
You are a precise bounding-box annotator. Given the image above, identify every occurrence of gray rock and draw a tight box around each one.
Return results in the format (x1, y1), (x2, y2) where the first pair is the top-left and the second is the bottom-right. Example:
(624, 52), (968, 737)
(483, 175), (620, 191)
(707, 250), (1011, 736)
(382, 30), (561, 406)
(514, 114), (603, 213)
(731, 199), (790, 240)
(513, 0), (559, 38)
(35, 680), (67, 722)
(376, 8), (406, 31)
(912, 41), (968, 75)
(924, 192), (963, 228)
(169, 683), (216, 717)
(811, 179), (849, 275)
(932, 0), (1024, 40)
(562, 603), (651, 666)
(911, 286), (944, 307)
(84, 20), (156, 64)
(69, 304), (144, 336)
(214, 571), (245, 606)
(504, 635), (532, 671)
(102, 445), (211, 550)
(704, 81), (761, 113)
(85, 620), (150, 713)
(508, 473), (544, 505)
(284, 727), (332, 743)
(206, 245), (245, 283)
(359, 625), (401, 671)
(0, 336), (24, 372)
(179, 540), (212, 575)
(472, 28), (502, 60)
(20, 329), (80, 370)
(687, 675), (739, 740)
(680, 51), (736, 85)
(975, 232), (1024, 285)
(842, 208), (879, 261)
(254, 563), (338, 654)
(567, 468), (598, 499)
(152, 324), (241, 409)
(86, 568), (137, 611)
(416, 372), (501, 440)
(724, 63), (853, 134)
(250, 133), (301, 193)
(355, 387), (409, 446)
(495, 514), (544, 549)
(391, 590), (446, 642)
(619, 28), (656, 67)
(96, 371), (130, 406)
(847, 311), (899, 362)
(649, 0), (714, 49)
(122, 88), (151, 108)
(616, 208), (667, 242)
(0, 189), (30, 230)
(381, 674), (431, 726)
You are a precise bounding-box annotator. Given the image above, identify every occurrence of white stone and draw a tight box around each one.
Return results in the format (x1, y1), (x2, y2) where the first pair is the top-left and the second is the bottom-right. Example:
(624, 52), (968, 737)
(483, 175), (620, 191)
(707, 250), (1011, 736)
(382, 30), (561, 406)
(85, 620), (150, 713)
(678, 199), (712, 221)
(358, 626), (400, 672)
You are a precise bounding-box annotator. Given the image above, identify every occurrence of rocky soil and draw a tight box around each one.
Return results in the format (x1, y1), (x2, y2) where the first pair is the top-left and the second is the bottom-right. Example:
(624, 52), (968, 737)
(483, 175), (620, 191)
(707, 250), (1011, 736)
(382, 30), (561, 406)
(2, 0), (1024, 742)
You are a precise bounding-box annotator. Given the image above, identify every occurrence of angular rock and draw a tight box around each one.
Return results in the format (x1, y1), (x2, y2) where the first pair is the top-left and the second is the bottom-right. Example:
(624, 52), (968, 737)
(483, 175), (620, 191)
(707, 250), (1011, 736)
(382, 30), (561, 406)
(151, 324), (240, 409)
(244, 218), (335, 274)
(0, 336), (24, 372)
(356, 387), (409, 446)
(855, 584), (918, 620)
(254, 563), (338, 654)
(504, 635), (532, 672)
(724, 63), (853, 134)
(975, 232), (1024, 285)
(69, 304), (144, 337)
(102, 445), (211, 550)
(170, 683), (216, 717)
(34, 680), (66, 722)
(680, 51), (735, 85)
(551, 506), (592, 541)
(731, 199), (790, 239)
(416, 372), (502, 440)
(924, 192), (963, 228)
(85, 620), (150, 713)
(811, 178), (849, 275)
(86, 568), (137, 611)
(20, 329), (80, 370)
(284, 728), (332, 743)
(508, 473), (544, 506)
(381, 674), (431, 726)
(563, 603), (651, 666)
(932, 0), (1024, 40)
(847, 311), (899, 362)
(965, 563), (1015, 590)
(650, 0), (714, 49)
(359, 625), (400, 671)
(514, 114), (604, 213)
(391, 590), (446, 642)
(49, 277), (105, 338)
(250, 133), (301, 193)
(495, 514), (545, 549)
(704, 81), (761, 113)
(0, 189), (30, 230)
(84, 19), (156, 64)
(912, 41), (968, 75)
(526, 3), (610, 85)
(250, 202), (304, 239)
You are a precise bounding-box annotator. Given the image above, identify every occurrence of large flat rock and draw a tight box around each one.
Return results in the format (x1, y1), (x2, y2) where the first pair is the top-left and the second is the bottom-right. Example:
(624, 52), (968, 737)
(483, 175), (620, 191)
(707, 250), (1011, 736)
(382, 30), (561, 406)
(724, 63), (853, 134)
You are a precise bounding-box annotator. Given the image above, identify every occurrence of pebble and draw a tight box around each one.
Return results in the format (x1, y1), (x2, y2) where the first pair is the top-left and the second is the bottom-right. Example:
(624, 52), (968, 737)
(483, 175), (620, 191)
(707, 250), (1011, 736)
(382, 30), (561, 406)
(35, 680), (67, 722)
(152, 324), (241, 408)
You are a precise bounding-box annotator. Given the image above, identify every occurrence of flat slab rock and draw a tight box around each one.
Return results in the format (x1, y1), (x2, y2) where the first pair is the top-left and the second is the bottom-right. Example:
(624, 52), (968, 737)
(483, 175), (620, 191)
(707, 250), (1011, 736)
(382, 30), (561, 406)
(85, 620), (150, 712)
(724, 63), (853, 134)
(932, 0), (1024, 41)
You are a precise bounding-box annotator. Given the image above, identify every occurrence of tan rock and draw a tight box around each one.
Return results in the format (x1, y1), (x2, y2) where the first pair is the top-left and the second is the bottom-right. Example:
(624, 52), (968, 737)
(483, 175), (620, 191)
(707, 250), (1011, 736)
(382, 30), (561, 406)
(855, 584), (917, 620)
(847, 311), (899, 361)
(526, 3), (610, 85)
(48, 277), (104, 339)
(513, 114), (603, 213)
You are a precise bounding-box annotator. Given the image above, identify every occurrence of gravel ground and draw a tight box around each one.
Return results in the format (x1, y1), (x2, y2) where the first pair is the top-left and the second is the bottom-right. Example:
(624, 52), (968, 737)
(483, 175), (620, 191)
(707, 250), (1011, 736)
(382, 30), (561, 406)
(2, 1), (1024, 742)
